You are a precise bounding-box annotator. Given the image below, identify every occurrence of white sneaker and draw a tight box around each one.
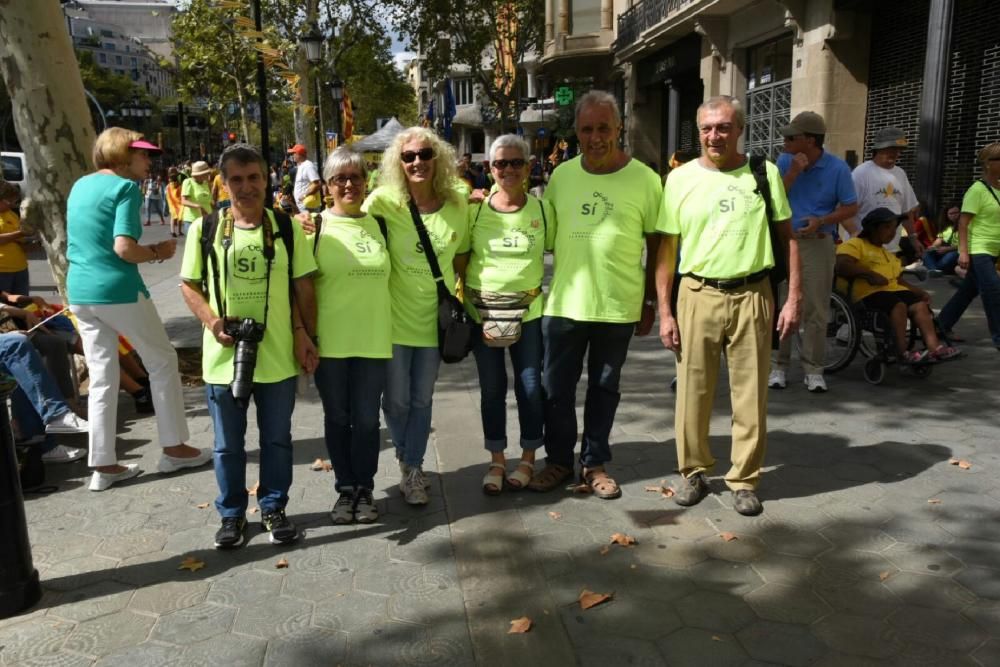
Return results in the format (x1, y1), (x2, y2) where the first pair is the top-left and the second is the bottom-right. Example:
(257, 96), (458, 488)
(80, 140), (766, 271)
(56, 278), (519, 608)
(903, 261), (929, 281)
(835, 323), (850, 345)
(804, 374), (828, 393)
(88, 464), (141, 491)
(41, 444), (87, 463)
(768, 370), (787, 389)
(399, 461), (432, 489)
(157, 448), (212, 474)
(401, 467), (429, 505)
(45, 411), (89, 435)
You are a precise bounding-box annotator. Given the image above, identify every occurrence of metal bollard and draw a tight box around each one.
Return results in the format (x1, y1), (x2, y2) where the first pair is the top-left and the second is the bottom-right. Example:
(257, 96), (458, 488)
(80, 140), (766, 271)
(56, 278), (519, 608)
(0, 377), (42, 618)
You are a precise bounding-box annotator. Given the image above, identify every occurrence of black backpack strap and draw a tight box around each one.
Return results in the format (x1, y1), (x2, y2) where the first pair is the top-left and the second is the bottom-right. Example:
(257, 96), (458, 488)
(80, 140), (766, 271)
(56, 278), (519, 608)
(271, 209), (296, 301)
(311, 213), (324, 255)
(374, 215), (389, 247)
(979, 179), (1000, 208)
(199, 211), (222, 314)
(538, 197), (548, 242)
(749, 154), (774, 226)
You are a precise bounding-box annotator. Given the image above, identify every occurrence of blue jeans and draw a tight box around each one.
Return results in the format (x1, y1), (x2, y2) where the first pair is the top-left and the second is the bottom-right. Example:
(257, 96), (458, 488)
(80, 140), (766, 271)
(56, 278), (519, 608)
(2, 333), (71, 452)
(541, 316), (634, 469)
(938, 253), (1000, 346)
(205, 378), (296, 518)
(383, 345), (440, 468)
(472, 318), (543, 453)
(314, 357), (386, 492)
(922, 250), (959, 274)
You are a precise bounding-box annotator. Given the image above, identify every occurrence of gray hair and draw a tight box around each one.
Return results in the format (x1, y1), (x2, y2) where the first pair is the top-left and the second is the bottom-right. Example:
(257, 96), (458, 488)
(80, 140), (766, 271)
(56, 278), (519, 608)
(489, 134), (530, 162)
(323, 147), (367, 182)
(697, 95), (746, 130)
(574, 90), (621, 126)
(218, 143), (266, 180)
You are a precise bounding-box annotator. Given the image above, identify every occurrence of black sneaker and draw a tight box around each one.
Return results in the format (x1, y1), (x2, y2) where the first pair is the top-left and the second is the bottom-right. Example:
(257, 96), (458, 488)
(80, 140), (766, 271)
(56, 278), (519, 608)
(733, 489), (763, 516)
(353, 489), (379, 524)
(132, 387), (155, 414)
(674, 472), (709, 507)
(261, 508), (299, 544)
(214, 516), (247, 549)
(330, 491), (355, 525)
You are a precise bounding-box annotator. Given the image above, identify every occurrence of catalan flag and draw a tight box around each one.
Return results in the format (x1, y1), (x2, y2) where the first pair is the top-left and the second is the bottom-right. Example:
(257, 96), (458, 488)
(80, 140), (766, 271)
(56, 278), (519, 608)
(341, 87), (354, 140)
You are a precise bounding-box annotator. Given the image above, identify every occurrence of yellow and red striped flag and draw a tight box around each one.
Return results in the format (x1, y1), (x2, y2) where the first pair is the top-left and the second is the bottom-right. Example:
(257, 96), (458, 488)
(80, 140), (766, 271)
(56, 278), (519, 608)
(341, 87), (354, 140)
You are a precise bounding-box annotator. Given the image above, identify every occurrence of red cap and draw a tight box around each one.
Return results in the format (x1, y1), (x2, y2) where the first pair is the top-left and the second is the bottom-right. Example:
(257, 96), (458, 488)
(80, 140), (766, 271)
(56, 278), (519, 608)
(288, 144), (308, 156)
(129, 139), (162, 154)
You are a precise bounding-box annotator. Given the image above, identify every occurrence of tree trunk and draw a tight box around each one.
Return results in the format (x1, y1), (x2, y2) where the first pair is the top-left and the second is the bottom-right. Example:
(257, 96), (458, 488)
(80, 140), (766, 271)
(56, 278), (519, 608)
(0, 0), (95, 296)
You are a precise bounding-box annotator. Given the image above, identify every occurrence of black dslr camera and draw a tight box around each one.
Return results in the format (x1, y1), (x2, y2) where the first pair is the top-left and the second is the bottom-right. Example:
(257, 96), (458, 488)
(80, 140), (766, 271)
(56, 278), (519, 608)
(224, 317), (266, 404)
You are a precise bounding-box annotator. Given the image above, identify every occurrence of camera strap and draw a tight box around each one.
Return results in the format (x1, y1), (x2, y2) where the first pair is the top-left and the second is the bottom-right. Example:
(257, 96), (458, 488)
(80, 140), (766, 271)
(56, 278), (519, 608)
(216, 208), (275, 329)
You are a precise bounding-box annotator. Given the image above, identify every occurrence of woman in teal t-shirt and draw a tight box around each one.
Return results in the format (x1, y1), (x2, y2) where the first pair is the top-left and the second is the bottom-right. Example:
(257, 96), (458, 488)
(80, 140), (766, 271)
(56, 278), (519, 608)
(310, 148), (391, 524)
(67, 127), (210, 491)
(455, 134), (553, 495)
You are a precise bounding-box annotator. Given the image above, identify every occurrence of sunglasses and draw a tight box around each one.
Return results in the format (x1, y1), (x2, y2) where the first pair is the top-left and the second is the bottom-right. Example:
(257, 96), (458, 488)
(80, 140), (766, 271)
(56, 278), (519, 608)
(401, 148), (435, 163)
(492, 158), (526, 170)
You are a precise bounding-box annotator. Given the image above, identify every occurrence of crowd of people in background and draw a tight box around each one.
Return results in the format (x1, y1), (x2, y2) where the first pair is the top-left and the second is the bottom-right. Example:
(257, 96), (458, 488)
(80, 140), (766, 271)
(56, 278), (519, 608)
(1, 86), (996, 551)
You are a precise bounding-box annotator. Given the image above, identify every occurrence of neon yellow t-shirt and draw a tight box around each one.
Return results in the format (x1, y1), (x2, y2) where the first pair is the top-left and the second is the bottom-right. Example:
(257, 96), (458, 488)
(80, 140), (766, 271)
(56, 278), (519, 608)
(179, 211), (317, 384)
(657, 159), (791, 278)
(0, 210), (27, 273)
(835, 237), (908, 302)
(459, 194), (555, 323)
(310, 211), (392, 358)
(961, 181), (1000, 256)
(542, 157), (661, 323)
(181, 178), (212, 223)
(363, 186), (469, 347)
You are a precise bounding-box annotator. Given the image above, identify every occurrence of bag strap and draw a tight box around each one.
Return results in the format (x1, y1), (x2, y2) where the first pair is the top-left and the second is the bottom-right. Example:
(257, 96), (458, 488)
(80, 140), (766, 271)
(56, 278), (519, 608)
(749, 155), (774, 226)
(200, 211), (223, 314)
(272, 208), (296, 303)
(374, 215), (389, 248)
(979, 179), (1000, 209)
(538, 197), (548, 241)
(407, 199), (451, 301)
(311, 212), (324, 255)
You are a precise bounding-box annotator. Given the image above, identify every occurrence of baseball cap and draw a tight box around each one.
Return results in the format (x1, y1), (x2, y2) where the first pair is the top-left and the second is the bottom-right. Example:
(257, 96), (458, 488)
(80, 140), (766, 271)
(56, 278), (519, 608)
(779, 111), (826, 137)
(288, 144), (308, 156)
(872, 127), (908, 150)
(861, 207), (906, 230)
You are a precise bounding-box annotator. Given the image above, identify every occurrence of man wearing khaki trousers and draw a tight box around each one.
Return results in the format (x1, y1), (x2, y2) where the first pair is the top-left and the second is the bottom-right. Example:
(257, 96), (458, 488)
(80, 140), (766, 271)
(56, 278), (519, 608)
(768, 112), (859, 393)
(654, 96), (801, 516)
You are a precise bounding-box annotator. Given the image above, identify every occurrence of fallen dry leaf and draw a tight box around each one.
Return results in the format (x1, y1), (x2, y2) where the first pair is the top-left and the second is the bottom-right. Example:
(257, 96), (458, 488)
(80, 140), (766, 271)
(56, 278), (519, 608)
(644, 485), (662, 493)
(275, 558), (289, 569)
(310, 458), (333, 472)
(508, 616), (532, 634)
(599, 545), (611, 556)
(578, 589), (613, 610)
(568, 483), (594, 494)
(927, 498), (942, 504)
(879, 571), (891, 581)
(548, 511), (562, 520)
(711, 635), (723, 641)
(958, 460), (972, 470)
(177, 556), (205, 572)
(195, 502), (209, 509)
(249, 507), (260, 514)
(720, 532), (739, 542)
(610, 532), (636, 547)
(247, 481), (259, 496)
(660, 487), (676, 498)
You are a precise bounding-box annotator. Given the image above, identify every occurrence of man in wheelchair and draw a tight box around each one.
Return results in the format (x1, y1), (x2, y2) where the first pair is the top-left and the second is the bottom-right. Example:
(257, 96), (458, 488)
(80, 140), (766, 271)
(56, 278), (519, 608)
(835, 207), (961, 364)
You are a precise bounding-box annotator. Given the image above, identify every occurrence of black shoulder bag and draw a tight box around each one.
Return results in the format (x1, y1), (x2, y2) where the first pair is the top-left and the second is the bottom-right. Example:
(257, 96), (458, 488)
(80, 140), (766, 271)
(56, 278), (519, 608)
(407, 200), (474, 363)
(750, 155), (786, 350)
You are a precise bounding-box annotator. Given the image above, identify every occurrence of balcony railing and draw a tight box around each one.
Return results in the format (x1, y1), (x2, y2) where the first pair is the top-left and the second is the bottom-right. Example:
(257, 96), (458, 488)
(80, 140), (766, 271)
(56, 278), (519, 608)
(613, 0), (695, 52)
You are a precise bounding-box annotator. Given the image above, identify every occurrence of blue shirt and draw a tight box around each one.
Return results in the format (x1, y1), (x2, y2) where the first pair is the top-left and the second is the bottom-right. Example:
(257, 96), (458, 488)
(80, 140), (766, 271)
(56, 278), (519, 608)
(777, 150), (857, 236)
(67, 173), (149, 304)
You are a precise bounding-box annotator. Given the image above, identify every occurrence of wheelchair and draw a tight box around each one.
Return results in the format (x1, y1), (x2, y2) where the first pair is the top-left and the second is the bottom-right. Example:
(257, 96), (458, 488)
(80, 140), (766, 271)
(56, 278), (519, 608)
(821, 283), (948, 385)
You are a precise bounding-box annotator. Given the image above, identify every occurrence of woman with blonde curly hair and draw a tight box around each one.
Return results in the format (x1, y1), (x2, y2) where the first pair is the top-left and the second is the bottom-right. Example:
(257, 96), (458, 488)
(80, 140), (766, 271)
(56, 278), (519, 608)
(364, 126), (469, 504)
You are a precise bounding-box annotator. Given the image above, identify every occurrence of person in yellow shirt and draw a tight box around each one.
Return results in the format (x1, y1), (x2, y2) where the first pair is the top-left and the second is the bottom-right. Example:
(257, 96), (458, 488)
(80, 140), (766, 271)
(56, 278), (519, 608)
(211, 170), (231, 210)
(0, 181), (30, 293)
(836, 207), (960, 363)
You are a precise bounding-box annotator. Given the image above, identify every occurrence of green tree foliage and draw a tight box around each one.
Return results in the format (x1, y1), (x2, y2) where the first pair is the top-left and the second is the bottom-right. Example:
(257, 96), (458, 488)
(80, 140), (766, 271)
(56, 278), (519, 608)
(76, 50), (155, 124)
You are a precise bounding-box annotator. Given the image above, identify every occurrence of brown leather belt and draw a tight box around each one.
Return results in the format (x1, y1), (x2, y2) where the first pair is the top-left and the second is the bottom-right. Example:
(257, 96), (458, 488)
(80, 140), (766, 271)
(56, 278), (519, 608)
(688, 268), (771, 290)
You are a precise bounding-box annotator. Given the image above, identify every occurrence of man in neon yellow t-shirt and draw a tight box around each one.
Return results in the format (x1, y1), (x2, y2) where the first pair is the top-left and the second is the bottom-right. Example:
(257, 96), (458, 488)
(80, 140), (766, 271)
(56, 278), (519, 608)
(180, 144), (317, 549)
(654, 95), (801, 517)
(528, 90), (662, 500)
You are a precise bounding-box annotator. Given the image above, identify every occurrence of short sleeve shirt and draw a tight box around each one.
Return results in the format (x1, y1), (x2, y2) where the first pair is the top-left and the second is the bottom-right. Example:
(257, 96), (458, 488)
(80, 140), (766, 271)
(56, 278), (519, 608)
(310, 211), (392, 358)
(961, 181), (1000, 256)
(179, 210), (317, 384)
(0, 210), (27, 273)
(542, 157), (661, 323)
(657, 159), (791, 279)
(835, 237), (909, 301)
(66, 173), (149, 304)
(293, 160), (320, 211)
(461, 194), (555, 323)
(181, 178), (212, 223)
(777, 151), (857, 236)
(364, 187), (469, 347)
(852, 160), (918, 252)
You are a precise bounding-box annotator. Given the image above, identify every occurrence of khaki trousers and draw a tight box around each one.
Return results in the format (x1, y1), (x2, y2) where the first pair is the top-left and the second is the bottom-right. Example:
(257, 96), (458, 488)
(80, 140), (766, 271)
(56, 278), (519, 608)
(675, 276), (773, 490)
(774, 236), (835, 375)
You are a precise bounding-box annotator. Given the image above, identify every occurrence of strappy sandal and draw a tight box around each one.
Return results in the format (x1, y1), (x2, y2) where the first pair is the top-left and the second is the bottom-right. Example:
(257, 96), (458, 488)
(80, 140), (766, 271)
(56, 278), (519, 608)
(506, 461), (534, 490)
(527, 464), (573, 492)
(581, 467), (622, 500)
(482, 463), (505, 496)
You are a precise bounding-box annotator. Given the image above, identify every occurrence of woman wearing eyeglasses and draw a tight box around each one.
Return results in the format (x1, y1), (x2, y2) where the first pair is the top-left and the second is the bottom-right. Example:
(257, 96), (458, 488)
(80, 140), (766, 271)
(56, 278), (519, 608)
(364, 127), (469, 505)
(309, 147), (391, 524)
(454, 135), (554, 495)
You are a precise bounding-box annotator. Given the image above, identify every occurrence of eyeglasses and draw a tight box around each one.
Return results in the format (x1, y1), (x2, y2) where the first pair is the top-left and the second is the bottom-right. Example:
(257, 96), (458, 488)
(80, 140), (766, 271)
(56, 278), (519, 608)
(492, 158), (526, 170)
(401, 148), (435, 163)
(331, 174), (364, 187)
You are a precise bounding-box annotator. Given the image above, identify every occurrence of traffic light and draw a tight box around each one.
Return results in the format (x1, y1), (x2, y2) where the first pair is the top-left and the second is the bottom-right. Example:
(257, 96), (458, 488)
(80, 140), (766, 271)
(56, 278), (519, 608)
(227, 132), (237, 143)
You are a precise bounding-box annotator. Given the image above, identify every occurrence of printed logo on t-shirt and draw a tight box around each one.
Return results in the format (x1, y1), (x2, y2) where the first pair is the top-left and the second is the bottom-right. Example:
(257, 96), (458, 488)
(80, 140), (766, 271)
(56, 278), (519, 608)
(876, 183), (899, 199)
(415, 228), (457, 256)
(233, 243), (266, 282)
(579, 191), (614, 225)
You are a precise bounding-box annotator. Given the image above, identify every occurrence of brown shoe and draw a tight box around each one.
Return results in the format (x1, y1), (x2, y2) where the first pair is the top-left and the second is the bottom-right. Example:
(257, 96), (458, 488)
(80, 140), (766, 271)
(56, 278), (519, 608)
(527, 464), (573, 492)
(581, 467), (621, 500)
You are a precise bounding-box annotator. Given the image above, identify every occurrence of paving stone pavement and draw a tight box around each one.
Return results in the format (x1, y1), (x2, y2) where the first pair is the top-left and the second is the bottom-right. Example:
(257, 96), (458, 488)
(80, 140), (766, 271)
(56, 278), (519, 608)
(4, 243), (999, 666)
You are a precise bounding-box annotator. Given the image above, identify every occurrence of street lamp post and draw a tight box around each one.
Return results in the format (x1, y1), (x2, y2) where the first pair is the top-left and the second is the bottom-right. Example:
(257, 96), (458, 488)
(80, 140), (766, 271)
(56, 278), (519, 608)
(251, 0), (272, 206)
(329, 79), (344, 150)
(300, 23), (325, 170)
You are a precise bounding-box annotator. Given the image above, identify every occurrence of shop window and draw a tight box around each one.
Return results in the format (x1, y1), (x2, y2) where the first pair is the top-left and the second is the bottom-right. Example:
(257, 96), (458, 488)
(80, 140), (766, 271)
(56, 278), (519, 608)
(745, 34), (793, 160)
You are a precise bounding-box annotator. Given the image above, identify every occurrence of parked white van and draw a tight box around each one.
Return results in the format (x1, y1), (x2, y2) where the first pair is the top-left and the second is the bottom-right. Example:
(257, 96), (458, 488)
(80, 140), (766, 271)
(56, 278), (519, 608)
(0, 152), (29, 200)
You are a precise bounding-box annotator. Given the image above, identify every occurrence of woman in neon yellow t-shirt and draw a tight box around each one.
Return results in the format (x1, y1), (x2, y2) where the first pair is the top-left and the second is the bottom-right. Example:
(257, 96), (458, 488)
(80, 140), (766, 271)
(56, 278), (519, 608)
(454, 134), (554, 495)
(363, 127), (469, 506)
(310, 148), (391, 524)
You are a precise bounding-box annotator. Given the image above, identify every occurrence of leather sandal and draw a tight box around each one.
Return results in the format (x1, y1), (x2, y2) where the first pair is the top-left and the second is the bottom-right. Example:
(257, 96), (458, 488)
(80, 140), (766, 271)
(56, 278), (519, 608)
(581, 467), (622, 500)
(482, 463), (505, 496)
(528, 464), (573, 492)
(506, 461), (534, 490)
